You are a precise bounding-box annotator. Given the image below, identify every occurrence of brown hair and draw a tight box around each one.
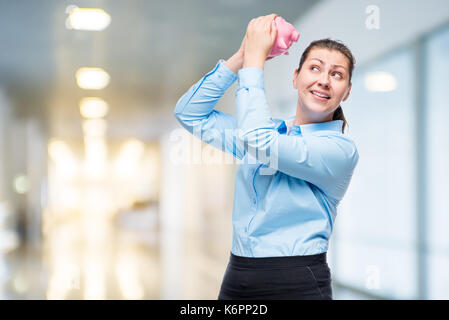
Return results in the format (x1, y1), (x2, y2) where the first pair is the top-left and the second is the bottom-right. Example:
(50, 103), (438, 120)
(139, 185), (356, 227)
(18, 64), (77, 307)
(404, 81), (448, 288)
(297, 38), (356, 134)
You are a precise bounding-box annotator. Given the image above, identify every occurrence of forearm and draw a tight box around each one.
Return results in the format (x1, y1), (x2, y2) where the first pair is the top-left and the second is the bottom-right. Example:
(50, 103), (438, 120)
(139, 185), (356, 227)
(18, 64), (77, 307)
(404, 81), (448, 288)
(174, 60), (245, 160)
(174, 60), (236, 125)
(224, 51), (244, 75)
(236, 68), (276, 150)
(227, 51), (266, 72)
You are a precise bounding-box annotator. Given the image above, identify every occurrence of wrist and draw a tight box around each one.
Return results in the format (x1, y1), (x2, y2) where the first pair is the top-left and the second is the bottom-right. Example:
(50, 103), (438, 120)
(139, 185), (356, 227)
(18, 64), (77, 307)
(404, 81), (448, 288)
(224, 51), (244, 74)
(243, 53), (265, 70)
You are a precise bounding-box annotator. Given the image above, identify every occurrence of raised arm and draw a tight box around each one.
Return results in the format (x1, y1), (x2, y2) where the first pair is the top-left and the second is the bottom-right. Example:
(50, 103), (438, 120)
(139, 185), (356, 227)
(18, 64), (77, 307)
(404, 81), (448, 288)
(174, 60), (244, 159)
(236, 14), (359, 201)
(174, 30), (272, 161)
(174, 53), (246, 160)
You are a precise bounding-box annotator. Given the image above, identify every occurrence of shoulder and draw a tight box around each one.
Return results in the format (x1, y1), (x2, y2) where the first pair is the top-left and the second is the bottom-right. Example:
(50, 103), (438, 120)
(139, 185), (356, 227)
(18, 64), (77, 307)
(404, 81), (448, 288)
(311, 131), (359, 167)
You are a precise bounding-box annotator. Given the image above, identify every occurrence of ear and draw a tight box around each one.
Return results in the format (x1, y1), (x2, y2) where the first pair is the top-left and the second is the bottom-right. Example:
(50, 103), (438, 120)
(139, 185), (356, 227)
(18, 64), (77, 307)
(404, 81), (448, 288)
(342, 82), (352, 102)
(293, 68), (299, 89)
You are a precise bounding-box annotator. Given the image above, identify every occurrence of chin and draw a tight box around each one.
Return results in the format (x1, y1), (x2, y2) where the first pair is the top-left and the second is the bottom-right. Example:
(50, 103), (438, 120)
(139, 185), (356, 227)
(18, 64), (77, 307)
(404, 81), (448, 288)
(306, 102), (333, 114)
(302, 105), (335, 121)
(299, 96), (336, 119)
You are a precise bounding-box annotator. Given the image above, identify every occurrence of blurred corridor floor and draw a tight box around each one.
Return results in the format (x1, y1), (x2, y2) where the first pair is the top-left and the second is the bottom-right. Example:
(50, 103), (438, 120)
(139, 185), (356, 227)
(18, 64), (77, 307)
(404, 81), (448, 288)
(0, 227), (231, 300)
(0, 239), (373, 300)
(1, 232), (161, 299)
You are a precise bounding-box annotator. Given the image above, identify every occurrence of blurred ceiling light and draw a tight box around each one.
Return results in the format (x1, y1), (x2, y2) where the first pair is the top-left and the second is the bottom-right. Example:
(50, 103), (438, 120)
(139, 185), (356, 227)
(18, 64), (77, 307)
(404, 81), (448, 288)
(76, 67), (110, 90)
(82, 119), (107, 137)
(13, 175), (30, 194)
(67, 7), (111, 31)
(80, 97), (109, 119)
(364, 72), (397, 92)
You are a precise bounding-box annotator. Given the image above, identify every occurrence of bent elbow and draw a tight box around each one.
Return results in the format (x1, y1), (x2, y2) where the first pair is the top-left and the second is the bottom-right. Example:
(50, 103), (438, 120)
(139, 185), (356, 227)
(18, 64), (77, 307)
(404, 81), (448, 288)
(173, 102), (183, 120)
(174, 109), (183, 124)
(174, 100), (189, 126)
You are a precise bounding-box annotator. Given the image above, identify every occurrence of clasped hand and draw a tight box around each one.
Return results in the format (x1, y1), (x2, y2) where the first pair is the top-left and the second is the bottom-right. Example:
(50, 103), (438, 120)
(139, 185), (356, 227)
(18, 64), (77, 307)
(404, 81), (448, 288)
(242, 14), (278, 69)
(224, 14), (278, 74)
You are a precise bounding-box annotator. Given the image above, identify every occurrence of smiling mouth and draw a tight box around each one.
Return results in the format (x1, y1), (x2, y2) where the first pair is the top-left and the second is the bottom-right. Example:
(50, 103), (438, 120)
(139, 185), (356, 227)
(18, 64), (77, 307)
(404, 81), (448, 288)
(310, 90), (331, 100)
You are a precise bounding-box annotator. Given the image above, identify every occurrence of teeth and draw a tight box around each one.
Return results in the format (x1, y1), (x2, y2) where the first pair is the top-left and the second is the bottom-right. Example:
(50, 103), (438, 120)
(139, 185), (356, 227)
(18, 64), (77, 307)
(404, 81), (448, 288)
(312, 91), (330, 99)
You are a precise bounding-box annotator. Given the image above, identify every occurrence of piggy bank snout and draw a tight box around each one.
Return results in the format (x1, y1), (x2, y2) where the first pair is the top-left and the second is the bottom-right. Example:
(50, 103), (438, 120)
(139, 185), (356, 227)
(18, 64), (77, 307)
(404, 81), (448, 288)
(291, 30), (300, 42)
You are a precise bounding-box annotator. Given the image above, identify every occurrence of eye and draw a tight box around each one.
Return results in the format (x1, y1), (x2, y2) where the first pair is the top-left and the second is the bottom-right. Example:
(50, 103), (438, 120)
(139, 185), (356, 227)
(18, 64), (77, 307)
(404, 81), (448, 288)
(311, 66), (319, 72)
(332, 72), (343, 79)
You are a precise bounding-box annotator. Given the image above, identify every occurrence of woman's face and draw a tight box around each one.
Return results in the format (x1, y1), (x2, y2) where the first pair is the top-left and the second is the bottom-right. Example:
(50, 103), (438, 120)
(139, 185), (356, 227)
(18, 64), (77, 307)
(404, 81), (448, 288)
(293, 48), (352, 122)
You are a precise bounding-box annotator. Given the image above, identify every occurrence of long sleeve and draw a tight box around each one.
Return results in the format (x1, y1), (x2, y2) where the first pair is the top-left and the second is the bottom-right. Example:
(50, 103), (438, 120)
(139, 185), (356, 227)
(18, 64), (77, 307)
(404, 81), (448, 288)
(174, 60), (246, 160)
(235, 68), (359, 201)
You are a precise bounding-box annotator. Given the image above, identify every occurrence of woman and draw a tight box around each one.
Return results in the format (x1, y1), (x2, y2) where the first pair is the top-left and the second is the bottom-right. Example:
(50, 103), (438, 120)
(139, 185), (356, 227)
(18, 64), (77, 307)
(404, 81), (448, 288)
(174, 14), (359, 300)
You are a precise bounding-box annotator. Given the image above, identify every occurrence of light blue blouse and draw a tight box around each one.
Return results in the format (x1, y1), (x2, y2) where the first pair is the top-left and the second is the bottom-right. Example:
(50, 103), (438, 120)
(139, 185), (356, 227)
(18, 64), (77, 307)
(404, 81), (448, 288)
(174, 60), (359, 257)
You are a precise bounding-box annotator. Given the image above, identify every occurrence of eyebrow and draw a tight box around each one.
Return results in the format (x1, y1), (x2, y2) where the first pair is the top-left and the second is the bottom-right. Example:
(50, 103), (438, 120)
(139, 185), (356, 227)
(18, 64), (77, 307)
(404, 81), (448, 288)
(309, 58), (347, 71)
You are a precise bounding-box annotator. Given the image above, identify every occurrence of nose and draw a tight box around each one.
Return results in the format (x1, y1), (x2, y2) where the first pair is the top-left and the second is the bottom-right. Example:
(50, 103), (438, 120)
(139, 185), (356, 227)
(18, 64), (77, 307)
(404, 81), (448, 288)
(317, 72), (330, 88)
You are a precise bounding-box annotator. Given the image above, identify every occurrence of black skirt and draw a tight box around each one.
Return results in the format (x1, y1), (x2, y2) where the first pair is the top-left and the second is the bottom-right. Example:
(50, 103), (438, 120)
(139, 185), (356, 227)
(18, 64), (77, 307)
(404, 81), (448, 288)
(218, 251), (332, 300)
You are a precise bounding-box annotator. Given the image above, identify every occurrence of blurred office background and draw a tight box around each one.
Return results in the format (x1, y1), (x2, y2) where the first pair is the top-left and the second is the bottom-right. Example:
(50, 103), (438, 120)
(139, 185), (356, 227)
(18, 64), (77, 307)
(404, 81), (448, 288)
(0, 0), (447, 299)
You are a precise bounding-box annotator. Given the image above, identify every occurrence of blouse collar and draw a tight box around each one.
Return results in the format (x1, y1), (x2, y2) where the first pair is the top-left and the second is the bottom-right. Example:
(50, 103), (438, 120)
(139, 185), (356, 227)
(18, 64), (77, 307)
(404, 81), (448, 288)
(275, 116), (343, 134)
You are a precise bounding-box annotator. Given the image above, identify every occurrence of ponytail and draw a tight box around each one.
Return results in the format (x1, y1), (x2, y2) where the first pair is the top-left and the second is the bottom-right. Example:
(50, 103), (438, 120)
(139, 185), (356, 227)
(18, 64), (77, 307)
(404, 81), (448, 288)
(332, 105), (347, 134)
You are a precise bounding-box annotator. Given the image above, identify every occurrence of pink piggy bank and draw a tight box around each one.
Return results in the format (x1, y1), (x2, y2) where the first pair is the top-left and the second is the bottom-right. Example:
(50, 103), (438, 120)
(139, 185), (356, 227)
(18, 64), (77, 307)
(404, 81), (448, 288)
(268, 17), (300, 59)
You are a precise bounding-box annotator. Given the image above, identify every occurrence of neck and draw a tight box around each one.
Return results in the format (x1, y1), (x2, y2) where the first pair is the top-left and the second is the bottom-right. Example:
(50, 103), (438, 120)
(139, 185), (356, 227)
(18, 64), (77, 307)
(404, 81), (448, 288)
(294, 101), (333, 126)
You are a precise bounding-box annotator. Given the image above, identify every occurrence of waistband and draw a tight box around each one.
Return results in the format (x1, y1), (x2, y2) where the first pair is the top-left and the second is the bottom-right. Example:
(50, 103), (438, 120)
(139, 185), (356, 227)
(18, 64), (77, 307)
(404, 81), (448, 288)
(229, 251), (327, 269)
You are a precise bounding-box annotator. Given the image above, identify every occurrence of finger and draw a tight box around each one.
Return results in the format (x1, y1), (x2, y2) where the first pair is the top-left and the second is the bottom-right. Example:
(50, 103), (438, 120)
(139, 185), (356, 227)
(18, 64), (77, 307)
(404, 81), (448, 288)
(264, 14), (277, 28)
(256, 16), (266, 25)
(247, 18), (256, 29)
(247, 19), (257, 34)
(258, 16), (273, 30)
(253, 18), (268, 31)
(271, 20), (277, 40)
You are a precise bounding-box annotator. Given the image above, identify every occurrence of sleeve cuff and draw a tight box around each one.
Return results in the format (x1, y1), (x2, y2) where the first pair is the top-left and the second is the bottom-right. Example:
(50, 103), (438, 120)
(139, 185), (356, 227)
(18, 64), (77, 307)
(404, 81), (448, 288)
(204, 59), (238, 90)
(238, 68), (264, 90)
